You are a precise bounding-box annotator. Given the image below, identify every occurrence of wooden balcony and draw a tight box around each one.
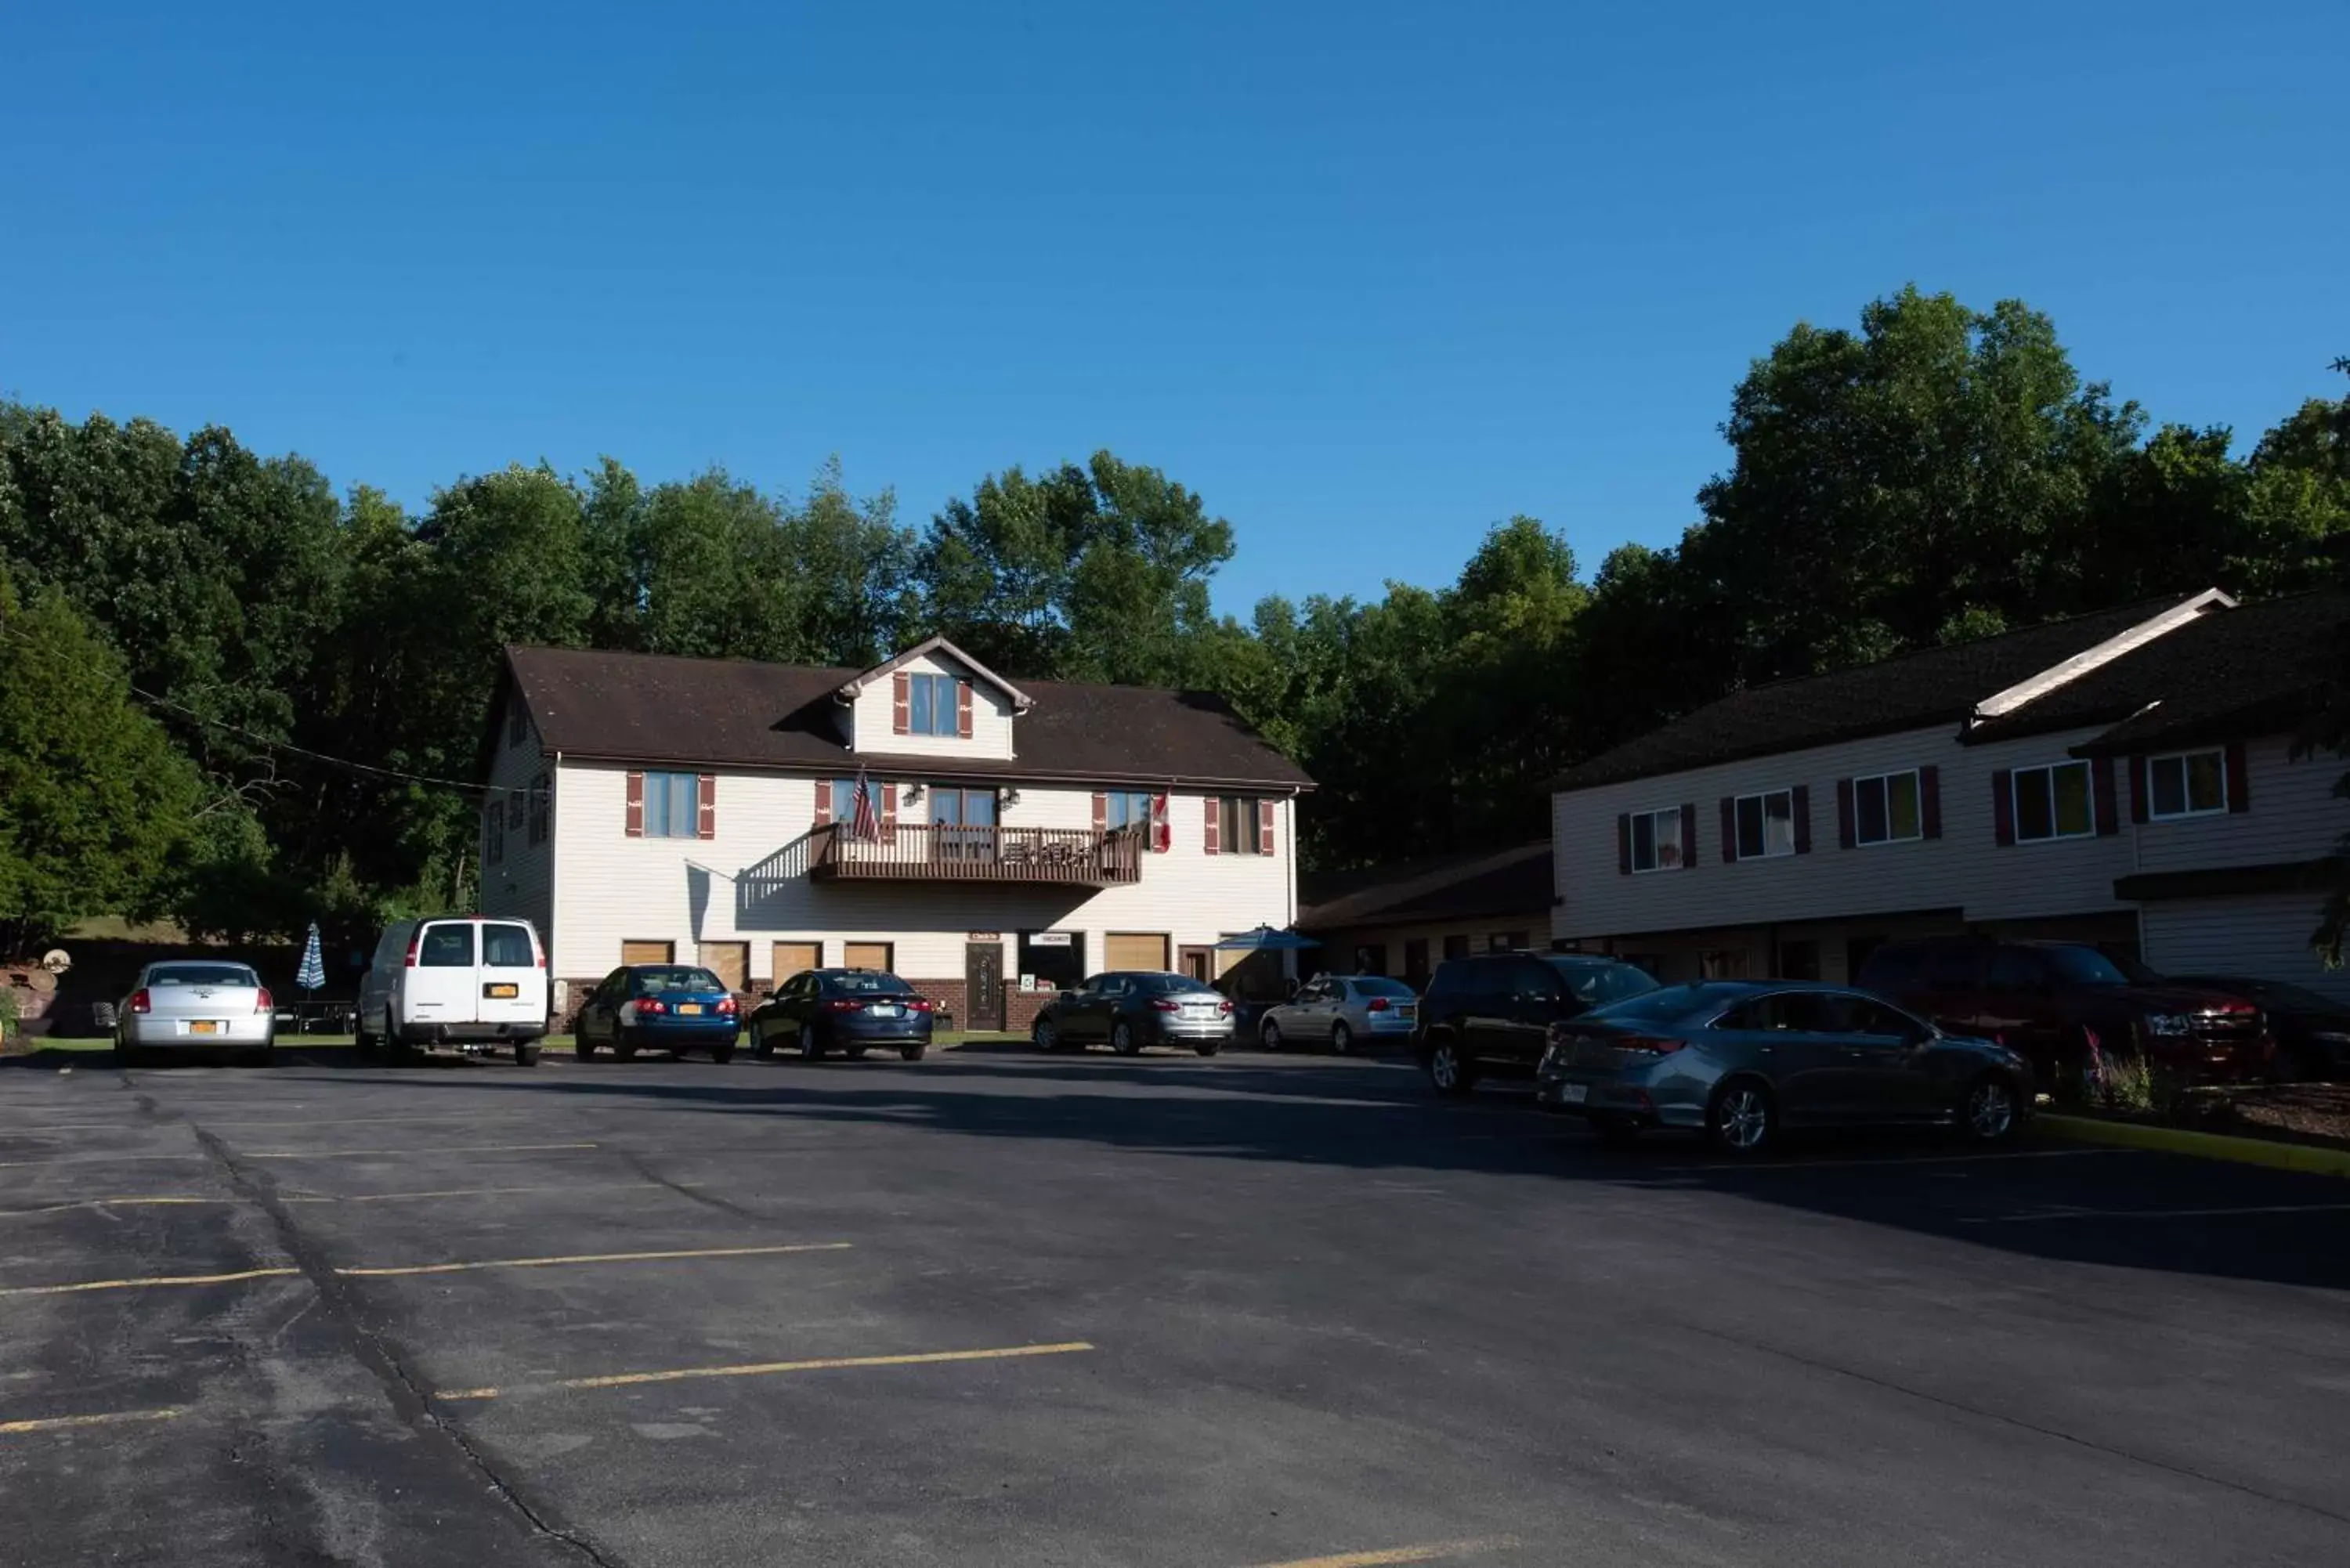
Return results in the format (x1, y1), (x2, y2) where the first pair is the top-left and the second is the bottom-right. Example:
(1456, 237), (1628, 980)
(809, 822), (1143, 887)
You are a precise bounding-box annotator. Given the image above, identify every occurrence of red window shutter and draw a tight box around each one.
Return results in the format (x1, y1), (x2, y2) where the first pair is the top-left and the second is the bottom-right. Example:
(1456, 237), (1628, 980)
(1835, 778), (1856, 849)
(1719, 797), (1738, 864)
(881, 782), (898, 843)
(1920, 766), (1942, 840)
(696, 775), (717, 840)
(2224, 742), (2251, 814)
(956, 680), (974, 739)
(1679, 803), (1697, 871)
(814, 779), (833, 829)
(1616, 813), (1632, 875)
(1791, 784), (1812, 854)
(1991, 770), (2015, 847)
(1259, 798), (1277, 856)
(1092, 792), (1108, 832)
(1151, 793), (1170, 853)
(891, 670), (910, 735)
(1203, 797), (1221, 855)
(2092, 757), (2120, 837)
(2128, 754), (2149, 824)
(625, 771), (645, 837)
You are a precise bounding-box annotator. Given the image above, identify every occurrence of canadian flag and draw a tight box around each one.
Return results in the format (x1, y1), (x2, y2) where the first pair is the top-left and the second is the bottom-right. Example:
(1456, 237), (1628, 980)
(1152, 793), (1171, 853)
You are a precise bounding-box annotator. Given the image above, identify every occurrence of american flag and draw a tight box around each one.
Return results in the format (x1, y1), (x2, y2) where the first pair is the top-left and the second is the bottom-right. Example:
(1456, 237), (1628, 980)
(851, 766), (880, 842)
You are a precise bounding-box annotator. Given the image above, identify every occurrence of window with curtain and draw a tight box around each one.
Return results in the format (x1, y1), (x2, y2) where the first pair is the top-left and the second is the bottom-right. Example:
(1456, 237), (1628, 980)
(642, 771), (697, 838)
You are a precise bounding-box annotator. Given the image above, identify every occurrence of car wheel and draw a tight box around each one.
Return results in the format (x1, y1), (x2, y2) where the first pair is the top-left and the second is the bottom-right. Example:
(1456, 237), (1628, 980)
(1961, 1073), (2021, 1143)
(1032, 1017), (1059, 1053)
(1260, 1018), (1283, 1051)
(1330, 1021), (1354, 1056)
(1708, 1079), (1777, 1155)
(1425, 1036), (1476, 1097)
(846, 1045), (870, 1061)
(710, 1040), (736, 1064)
(799, 1023), (822, 1061)
(614, 1034), (638, 1062)
(515, 1043), (541, 1068)
(750, 1022), (773, 1060)
(900, 1045), (927, 1062)
(1194, 1040), (1221, 1057)
(575, 1035), (595, 1060)
(1111, 1021), (1141, 1056)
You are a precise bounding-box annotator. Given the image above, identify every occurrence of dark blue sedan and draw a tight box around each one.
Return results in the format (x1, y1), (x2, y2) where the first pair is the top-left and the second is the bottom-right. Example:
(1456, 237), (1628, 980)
(573, 964), (742, 1062)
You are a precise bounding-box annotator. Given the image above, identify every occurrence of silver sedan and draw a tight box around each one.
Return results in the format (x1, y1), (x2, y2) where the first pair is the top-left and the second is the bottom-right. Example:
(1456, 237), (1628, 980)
(118, 961), (277, 1067)
(1259, 974), (1420, 1054)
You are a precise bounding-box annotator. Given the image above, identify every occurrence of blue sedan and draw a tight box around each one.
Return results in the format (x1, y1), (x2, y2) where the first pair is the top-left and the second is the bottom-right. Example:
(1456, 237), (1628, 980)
(573, 964), (742, 1062)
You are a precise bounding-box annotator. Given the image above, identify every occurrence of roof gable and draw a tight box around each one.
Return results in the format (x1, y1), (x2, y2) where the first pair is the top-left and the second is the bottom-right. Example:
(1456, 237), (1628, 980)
(833, 636), (1035, 712)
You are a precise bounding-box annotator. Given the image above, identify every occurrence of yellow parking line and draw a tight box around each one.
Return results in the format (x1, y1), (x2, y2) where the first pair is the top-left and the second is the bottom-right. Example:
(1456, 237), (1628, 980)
(1248, 1538), (1522, 1568)
(439, 1341), (1096, 1402)
(0, 1154), (207, 1169)
(283, 1180), (700, 1205)
(245, 1142), (597, 1160)
(204, 1114), (533, 1129)
(338, 1242), (851, 1278)
(0, 1266), (298, 1298)
(0, 1406), (187, 1436)
(0, 1197), (228, 1218)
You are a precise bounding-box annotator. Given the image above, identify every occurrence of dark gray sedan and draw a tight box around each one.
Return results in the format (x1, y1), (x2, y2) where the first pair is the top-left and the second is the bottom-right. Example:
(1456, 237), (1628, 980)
(1534, 981), (2034, 1154)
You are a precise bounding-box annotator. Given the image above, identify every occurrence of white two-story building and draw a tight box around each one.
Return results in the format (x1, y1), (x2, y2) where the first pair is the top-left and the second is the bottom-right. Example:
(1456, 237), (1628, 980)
(1550, 588), (2350, 1000)
(479, 637), (1313, 1031)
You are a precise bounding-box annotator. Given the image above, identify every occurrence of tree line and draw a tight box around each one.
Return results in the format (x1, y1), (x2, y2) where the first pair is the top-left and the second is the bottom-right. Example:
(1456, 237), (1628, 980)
(3, 285), (2345, 961)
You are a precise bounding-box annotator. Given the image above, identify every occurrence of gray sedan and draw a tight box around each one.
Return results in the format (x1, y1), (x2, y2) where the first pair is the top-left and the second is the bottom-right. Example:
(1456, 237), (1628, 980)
(1533, 981), (2032, 1154)
(1259, 974), (1419, 1054)
(118, 960), (277, 1067)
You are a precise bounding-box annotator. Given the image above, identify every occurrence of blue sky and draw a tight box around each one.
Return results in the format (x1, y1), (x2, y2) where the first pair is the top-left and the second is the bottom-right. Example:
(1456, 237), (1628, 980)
(4, 2), (2345, 613)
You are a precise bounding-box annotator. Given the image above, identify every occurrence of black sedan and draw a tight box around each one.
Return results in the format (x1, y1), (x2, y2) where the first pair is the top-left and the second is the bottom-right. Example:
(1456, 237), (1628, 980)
(747, 968), (933, 1062)
(2168, 975), (2350, 1082)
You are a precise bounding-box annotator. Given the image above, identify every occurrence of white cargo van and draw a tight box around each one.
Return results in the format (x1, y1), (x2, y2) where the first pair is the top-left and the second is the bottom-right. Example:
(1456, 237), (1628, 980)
(357, 916), (549, 1065)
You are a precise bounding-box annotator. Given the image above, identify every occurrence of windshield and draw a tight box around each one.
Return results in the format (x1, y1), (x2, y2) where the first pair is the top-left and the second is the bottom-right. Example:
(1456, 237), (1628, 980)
(1543, 957), (1660, 1006)
(1351, 977), (1417, 999)
(2044, 946), (2130, 986)
(147, 964), (257, 987)
(828, 972), (913, 995)
(638, 966), (725, 994)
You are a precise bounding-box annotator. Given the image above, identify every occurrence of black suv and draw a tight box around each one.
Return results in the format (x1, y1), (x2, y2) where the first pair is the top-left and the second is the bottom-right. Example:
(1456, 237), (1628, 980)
(1415, 952), (1658, 1096)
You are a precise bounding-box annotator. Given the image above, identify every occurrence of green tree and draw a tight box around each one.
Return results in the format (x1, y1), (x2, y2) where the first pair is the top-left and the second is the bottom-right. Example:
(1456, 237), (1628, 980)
(0, 573), (201, 955)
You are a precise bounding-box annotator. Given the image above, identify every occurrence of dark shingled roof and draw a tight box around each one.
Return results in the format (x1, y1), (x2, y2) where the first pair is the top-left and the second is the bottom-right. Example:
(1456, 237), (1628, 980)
(1298, 841), (1552, 930)
(1549, 595), (2199, 793)
(502, 645), (1314, 790)
(2011, 590), (2348, 755)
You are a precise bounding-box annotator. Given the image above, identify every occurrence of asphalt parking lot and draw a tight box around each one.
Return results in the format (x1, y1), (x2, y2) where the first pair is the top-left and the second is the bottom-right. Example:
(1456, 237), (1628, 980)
(3, 1046), (2348, 1568)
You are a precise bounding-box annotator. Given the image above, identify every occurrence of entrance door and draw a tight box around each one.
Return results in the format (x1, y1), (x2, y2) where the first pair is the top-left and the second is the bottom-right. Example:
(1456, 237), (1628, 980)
(1105, 931), (1170, 972)
(699, 941), (748, 995)
(1178, 945), (1214, 983)
(965, 942), (1005, 1030)
(771, 941), (820, 991)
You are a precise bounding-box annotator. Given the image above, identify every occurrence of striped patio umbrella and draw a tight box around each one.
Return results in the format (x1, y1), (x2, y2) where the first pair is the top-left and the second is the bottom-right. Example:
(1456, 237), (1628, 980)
(295, 921), (326, 994)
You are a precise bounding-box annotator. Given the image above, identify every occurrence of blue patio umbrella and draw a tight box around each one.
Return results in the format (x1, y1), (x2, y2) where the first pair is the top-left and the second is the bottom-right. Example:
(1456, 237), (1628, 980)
(295, 921), (326, 995)
(1212, 925), (1321, 951)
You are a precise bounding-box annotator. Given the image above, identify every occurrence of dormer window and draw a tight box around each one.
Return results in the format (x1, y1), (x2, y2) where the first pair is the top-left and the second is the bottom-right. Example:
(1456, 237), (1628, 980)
(906, 672), (959, 736)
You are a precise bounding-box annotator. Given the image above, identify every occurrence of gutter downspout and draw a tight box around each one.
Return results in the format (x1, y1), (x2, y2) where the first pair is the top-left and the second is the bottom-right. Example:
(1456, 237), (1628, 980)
(548, 749), (562, 1016)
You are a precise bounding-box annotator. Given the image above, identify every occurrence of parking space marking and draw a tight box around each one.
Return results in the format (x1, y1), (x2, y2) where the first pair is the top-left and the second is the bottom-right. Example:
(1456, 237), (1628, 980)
(282, 1180), (703, 1205)
(0, 1153), (208, 1169)
(1646, 1147), (2129, 1174)
(0, 1266), (298, 1298)
(1963, 1201), (2350, 1224)
(1246, 1537), (1521, 1568)
(245, 1142), (598, 1160)
(338, 1241), (851, 1278)
(0, 1197), (228, 1218)
(438, 1341), (1096, 1401)
(201, 1114), (536, 1130)
(0, 1406), (187, 1436)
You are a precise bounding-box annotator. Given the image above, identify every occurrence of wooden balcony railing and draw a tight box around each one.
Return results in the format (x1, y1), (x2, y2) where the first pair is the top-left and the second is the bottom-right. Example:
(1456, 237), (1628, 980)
(809, 822), (1144, 886)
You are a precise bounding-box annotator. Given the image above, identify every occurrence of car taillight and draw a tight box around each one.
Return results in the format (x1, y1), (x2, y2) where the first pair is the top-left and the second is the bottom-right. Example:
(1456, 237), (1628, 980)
(1367, 997), (1391, 1013)
(637, 998), (667, 1017)
(828, 998), (865, 1013)
(908, 999), (935, 1013)
(128, 988), (151, 1014)
(255, 988), (273, 1014)
(404, 932), (419, 967)
(1219, 999), (1235, 1014)
(1618, 1035), (1686, 1056)
(716, 995), (739, 1016)
(1152, 998), (1182, 1013)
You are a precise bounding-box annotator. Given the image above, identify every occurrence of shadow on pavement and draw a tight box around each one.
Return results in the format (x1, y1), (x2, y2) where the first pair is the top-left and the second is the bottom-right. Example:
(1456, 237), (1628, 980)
(248, 1054), (2350, 1292)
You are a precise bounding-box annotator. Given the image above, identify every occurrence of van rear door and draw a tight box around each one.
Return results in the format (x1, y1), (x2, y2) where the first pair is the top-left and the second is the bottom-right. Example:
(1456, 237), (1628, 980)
(408, 921), (480, 1027)
(479, 921), (545, 1028)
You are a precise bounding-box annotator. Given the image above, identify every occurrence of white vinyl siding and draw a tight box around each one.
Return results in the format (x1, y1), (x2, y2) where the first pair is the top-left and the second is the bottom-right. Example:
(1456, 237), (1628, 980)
(547, 763), (1293, 989)
(2142, 894), (2350, 1006)
(2137, 736), (2341, 875)
(479, 689), (555, 945)
(848, 649), (1018, 760)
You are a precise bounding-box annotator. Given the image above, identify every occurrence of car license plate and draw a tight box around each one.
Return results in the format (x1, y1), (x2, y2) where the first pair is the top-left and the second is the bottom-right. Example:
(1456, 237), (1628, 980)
(486, 983), (519, 999)
(870, 1003), (901, 1018)
(1560, 1083), (1589, 1105)
(678, 1003), (703, 1015)
(190, 1021), (219, 1035)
